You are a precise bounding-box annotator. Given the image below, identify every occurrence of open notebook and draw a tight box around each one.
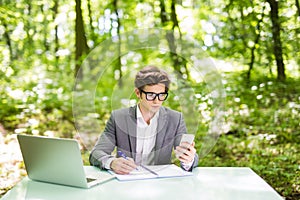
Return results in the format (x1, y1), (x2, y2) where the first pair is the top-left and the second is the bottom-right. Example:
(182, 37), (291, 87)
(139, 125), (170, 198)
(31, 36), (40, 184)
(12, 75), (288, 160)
(110, 164), (193, 181)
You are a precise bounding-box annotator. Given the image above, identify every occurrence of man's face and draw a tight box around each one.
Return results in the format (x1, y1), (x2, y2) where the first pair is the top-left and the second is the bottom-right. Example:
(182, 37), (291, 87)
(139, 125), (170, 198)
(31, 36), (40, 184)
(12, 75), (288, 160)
(135, 83), (166, 115)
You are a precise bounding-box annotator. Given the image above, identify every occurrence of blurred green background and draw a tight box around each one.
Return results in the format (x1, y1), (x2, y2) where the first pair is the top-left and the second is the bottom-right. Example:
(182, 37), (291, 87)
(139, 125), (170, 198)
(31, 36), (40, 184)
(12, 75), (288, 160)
(0, 0), (299, 199)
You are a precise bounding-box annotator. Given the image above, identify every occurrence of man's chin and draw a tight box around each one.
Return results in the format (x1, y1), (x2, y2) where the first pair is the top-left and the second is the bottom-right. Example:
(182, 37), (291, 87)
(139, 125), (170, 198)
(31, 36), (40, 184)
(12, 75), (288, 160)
(150, 106), (160, 112)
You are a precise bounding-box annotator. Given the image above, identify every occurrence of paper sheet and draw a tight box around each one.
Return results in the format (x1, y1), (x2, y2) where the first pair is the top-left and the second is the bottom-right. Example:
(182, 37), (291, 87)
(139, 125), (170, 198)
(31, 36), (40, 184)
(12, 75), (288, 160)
(109, 164), (193, 181)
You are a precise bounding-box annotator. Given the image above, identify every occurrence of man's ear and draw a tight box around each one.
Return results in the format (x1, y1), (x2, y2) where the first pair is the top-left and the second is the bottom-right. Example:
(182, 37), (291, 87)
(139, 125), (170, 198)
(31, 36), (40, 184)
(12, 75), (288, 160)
(135, 88), (141, 98)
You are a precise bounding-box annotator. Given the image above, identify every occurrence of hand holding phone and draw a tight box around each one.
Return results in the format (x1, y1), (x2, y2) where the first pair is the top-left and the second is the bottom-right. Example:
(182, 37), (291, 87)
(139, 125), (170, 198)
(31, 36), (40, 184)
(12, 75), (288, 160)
(175, 134), (196, 163)
(180, 134), (195, 145)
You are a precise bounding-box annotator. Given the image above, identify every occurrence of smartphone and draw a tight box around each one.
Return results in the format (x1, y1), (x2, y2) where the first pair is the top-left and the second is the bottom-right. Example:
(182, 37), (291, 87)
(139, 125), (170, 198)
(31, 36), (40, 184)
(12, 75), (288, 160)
(180, 134), (195, 144)
(176, 134), (195, 158)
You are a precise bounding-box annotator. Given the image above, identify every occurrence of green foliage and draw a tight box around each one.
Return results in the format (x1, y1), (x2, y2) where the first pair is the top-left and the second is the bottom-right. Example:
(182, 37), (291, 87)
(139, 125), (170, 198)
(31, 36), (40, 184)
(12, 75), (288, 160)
(195, 0), (300, 80)
(198, 72), (300, 200)
(0, 66), (74, 136)
(0, 0), (299, 199)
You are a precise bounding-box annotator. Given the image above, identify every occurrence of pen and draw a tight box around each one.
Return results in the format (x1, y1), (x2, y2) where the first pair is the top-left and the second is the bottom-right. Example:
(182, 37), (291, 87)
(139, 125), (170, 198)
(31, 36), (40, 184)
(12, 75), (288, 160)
(117, 151), (159, 176)
(117, 150), (128, 159)
(117, 150), (139, 170)
(140, 165), (158, 176)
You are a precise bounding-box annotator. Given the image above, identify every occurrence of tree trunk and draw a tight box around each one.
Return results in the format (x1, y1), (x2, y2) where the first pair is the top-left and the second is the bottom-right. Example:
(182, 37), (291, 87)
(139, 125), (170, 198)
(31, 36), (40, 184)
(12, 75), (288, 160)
(112, 0), (122, 87)
(170, 0), (189, 80)
(52, 0), (59, 65)
(0, 1), (14, 61)
(296, 0), (300, 17)
(266, 0), (286, 81)
(24, 0), (34, 58)
(159, 0), (187, 79)
(247, 5), (266, 80)
(159, 0), (168, 23)
(87, 0), (96, 42)
(159, 0), (179, 74)
(75, 0), (89, 79)
(2, 22), (14, 62)
(41, 5), (50, 53)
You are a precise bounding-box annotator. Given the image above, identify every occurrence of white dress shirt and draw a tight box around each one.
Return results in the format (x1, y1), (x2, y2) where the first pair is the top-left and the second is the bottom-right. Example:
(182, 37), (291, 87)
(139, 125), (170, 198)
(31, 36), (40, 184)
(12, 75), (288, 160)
(135, 105), (159, 165)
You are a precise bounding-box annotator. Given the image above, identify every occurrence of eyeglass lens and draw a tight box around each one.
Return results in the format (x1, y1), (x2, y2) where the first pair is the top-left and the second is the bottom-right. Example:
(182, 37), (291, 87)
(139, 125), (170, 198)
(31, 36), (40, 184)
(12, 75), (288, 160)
(141, 90), (168, 101)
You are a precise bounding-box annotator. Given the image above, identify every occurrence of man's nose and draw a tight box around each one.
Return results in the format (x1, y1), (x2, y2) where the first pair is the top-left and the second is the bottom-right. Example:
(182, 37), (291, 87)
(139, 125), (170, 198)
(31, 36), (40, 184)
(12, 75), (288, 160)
(153, 97), (160, 103)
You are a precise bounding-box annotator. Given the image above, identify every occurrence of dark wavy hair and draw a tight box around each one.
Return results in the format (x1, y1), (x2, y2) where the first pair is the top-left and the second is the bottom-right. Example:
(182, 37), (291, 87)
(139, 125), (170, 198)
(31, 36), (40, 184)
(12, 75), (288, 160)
(134, 65), (170, 92)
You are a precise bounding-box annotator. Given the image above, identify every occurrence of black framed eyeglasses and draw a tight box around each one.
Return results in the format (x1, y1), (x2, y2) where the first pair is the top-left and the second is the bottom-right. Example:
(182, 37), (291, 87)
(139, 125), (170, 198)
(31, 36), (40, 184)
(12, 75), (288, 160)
(140, 90), (169, 101)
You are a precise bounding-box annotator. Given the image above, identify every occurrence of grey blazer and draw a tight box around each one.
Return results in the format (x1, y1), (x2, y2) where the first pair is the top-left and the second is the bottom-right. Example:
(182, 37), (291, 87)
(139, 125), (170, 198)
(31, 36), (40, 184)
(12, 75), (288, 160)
(89, 105), (199, 171)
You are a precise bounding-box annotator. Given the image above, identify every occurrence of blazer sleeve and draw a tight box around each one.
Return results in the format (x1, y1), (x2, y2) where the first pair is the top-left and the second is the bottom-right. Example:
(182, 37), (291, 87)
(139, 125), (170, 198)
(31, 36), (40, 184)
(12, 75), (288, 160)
(176, 113), (199, 171)
(162, 108), (199, 170)
(89, 112), (117, 169)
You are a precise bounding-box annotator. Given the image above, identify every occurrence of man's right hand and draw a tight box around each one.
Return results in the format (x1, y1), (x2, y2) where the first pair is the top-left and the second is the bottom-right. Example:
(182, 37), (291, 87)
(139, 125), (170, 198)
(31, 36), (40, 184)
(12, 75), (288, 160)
(110, 157), (137, 175)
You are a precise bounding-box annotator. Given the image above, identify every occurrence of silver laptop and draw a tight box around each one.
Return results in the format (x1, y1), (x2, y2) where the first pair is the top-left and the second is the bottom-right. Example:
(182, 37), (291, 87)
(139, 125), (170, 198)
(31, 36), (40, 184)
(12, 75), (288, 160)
(17, 134), (114, 188)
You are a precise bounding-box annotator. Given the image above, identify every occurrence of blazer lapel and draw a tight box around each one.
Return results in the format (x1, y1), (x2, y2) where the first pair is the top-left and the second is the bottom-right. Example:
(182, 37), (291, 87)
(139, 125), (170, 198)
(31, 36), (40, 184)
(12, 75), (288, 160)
(154, 107), (168, 152)
(127, 106), (137, 159)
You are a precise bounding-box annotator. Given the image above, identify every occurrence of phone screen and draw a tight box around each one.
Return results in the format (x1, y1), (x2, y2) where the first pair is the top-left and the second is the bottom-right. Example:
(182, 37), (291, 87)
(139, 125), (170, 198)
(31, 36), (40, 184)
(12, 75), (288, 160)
(180, 134), (195, 144)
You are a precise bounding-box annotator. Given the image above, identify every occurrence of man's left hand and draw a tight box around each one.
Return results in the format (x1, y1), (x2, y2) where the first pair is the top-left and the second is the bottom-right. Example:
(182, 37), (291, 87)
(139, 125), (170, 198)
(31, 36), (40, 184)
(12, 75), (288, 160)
(175, 141), (196, 164)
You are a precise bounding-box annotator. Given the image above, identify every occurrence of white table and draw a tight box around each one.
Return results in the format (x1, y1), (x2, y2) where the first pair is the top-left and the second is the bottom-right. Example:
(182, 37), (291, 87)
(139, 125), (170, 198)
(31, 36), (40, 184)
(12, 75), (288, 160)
(1, 167), (283, 200)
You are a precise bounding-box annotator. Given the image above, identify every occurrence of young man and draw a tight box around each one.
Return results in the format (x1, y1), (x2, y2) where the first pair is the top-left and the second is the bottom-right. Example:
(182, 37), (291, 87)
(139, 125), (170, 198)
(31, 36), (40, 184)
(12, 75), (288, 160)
(89, 66), (198, 174)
